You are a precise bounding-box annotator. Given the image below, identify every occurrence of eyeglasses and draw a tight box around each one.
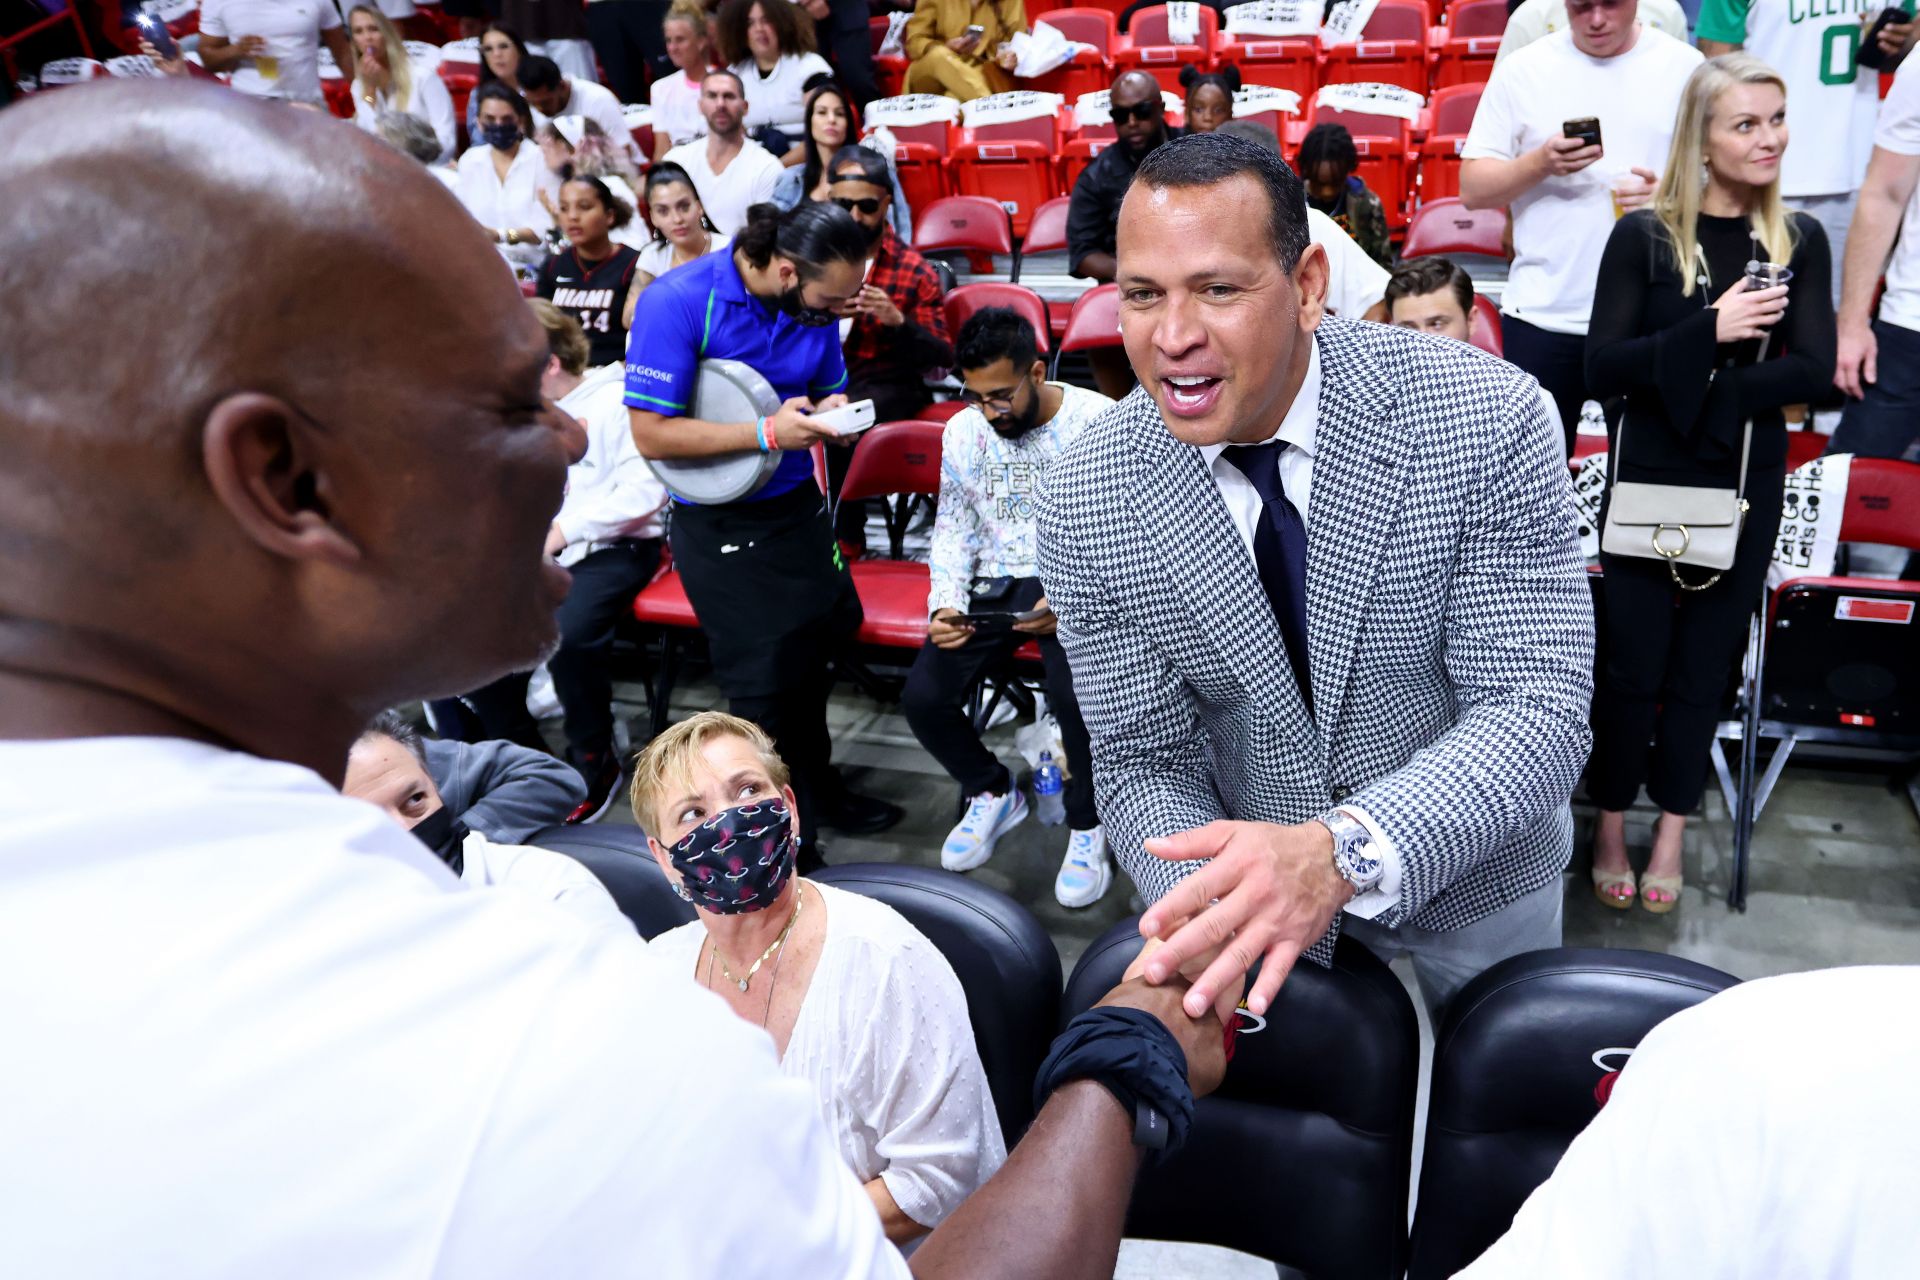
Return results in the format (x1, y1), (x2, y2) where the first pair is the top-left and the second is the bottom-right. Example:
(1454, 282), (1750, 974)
(1108, 101), (1162, 125)
(957, 375), (1029, 412)
(833, 196), (885, 215)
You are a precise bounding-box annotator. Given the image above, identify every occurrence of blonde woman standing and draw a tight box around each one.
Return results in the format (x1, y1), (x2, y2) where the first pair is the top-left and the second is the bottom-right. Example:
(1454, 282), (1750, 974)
(1584, 54), (1835, 914)
(349, 5), (456, 161)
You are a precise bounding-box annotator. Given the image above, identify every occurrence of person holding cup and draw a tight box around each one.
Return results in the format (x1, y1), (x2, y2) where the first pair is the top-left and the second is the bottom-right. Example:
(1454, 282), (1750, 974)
(1582, 54), (1836, 914)
(197, 0), (356, 107)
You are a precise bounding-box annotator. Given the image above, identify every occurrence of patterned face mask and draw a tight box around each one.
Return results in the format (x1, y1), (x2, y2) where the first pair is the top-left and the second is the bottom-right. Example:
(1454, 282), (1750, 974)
(666, 797), (797, 913)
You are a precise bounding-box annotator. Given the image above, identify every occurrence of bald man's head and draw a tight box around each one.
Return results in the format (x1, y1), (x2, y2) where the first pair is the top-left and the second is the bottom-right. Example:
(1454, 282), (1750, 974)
(0, 82), (574, 779)
(1109, 72), (1167, 157)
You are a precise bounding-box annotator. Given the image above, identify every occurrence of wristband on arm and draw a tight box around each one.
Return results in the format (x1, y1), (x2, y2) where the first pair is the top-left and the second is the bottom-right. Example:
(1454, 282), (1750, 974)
(1033, 1005), (1197, 1161)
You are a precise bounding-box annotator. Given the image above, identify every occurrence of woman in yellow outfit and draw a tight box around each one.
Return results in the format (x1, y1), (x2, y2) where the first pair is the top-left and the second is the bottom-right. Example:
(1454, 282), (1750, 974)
(903, 0), (1027, 102)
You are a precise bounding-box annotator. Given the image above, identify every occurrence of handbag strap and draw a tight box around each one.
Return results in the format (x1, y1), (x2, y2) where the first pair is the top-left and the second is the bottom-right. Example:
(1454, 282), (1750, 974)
(1610, 242), (1757, 503)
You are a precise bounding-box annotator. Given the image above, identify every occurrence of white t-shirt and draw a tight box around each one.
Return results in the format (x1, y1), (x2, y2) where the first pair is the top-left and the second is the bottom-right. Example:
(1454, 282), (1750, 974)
(559, 76), (644, 166)
(636, 229), (733, 279)
(1309, 206), (1390, 319)
(1871, 53), (1920, 334)
(459, 828), (634, 931)
(455, 139), (560, 268)
(1461, 966), (1920, 1280)
(1494, 0), (1690, 67)
(353, 66), (458, 163)
(553, 363), (671, 562)
(650, 67), (708, 148)
(377, 0), (418, 20)
(732, 52), (834, 134)
(1694, 0), (1911, 198)
(0, 737), (909, 1279)
(199, 0), (341, 105)
(663, 136), (785, 236)
(1463, 27), (1703, 334)
(651, 882), (1007, 1230)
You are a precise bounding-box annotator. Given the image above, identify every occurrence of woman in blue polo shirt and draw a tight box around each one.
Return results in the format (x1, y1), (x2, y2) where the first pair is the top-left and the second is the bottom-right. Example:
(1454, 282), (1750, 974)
(627, 200), (902, 862)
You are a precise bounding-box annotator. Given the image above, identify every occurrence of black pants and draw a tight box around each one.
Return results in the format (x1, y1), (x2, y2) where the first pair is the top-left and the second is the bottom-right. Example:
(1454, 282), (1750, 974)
(902, 577), (1100, 830)
(1586, 469), (1785, 815)
(585, 0), (671, 108)
(672, 485), (864, 851)
(821, 0), (880, 107)
(466, 539), (663, 763)
(1503, 314), (1586, 460)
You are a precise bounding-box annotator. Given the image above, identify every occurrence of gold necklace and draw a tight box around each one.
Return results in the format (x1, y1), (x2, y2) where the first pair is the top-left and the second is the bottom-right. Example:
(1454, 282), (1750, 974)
(710, 885), (804, 994)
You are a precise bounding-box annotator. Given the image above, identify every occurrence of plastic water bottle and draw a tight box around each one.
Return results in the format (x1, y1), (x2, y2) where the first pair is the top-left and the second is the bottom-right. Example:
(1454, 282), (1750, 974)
(1033, 752), (1066, 827)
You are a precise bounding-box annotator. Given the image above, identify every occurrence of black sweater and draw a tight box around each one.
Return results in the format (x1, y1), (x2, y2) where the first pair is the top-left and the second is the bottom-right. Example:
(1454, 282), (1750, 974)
(1585, 210), (1835, 488)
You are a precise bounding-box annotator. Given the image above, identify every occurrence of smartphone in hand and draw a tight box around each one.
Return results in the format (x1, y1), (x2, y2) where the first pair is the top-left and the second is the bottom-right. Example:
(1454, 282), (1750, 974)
(1562, 116), (1602, 149)
(135, 12), (179, 60)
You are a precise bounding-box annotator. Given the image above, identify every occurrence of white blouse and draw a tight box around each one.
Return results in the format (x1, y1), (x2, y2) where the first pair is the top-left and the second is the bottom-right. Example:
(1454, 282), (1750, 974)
(635, 230), (732, 279)
(731, 51), (834, 135)
(652, 881), (1005, 1230)
(353, 67), (457, 162)
(454, 139), (559, 269)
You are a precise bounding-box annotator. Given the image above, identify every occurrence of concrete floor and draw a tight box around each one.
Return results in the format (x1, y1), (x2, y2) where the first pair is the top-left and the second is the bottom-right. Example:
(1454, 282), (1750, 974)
(587, 648), (1920, 1278)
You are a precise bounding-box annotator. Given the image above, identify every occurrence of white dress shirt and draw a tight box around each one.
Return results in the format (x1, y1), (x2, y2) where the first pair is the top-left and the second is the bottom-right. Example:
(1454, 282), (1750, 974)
(459, 829), (634, 934)
(557, 76), (643, 166)
(353, 65), (457, 162)
(1195, 334), (1403, 919)
(454, 139), (559, 269)
(0, 737), (909, 1278)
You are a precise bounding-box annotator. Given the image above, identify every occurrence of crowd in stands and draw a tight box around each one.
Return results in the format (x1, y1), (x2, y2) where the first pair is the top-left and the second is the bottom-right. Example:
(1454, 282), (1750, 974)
(8, 0), (1920, 1272)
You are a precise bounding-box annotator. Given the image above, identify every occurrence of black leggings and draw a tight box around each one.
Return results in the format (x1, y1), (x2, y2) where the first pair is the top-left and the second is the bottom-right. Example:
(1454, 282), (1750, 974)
(1586, 469), (1785, 815)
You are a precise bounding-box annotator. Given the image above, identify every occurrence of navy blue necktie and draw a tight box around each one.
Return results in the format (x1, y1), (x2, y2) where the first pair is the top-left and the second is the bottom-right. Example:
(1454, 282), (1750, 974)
(1223, 441), (1313, 715)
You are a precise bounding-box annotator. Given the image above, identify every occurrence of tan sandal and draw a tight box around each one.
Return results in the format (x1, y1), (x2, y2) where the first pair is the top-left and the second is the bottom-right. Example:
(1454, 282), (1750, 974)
(1639, 874), (1683, 914)
(1592, 866), (1637, 910)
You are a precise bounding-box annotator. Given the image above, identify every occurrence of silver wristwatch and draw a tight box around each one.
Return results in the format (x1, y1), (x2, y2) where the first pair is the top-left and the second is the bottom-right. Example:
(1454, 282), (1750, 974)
(1318, 808), (1383, 894)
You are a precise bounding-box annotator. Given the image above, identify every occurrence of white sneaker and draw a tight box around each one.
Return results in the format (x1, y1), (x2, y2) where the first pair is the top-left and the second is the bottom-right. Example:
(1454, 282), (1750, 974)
(1055, 826), (1112, 908)
(941, 789), (1028, 872)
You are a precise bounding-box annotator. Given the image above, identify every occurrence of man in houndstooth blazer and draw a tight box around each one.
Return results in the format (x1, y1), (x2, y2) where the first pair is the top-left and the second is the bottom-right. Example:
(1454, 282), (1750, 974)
(1036, 132), (1594, 1021)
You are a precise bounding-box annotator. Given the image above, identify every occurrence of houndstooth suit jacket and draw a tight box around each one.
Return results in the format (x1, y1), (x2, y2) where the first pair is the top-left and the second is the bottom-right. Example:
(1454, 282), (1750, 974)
(1036, 317), (1594, 966)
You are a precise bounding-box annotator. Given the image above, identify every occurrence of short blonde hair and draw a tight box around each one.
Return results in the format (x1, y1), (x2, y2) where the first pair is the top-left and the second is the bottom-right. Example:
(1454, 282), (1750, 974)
(630, 711), (791, 834)
(528, 298), (591, 376)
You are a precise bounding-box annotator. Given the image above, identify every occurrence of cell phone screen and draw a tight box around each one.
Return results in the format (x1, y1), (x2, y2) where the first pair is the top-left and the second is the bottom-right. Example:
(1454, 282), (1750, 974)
(1563, 117), (1602, 149)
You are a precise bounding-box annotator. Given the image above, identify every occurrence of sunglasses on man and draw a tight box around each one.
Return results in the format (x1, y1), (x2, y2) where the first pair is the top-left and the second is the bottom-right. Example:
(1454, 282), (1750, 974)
(833, 196), (886, 215)
(1108, 100), (1162, 125)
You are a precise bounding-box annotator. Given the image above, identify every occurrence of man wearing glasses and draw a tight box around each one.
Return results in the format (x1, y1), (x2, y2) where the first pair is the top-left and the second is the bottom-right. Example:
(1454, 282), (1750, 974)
(1067, 70), (1172, 395)
(901, 307), (1118, 910)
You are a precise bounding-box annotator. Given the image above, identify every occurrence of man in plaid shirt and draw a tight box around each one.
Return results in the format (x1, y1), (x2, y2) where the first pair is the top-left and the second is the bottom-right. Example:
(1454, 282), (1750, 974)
(830, 145), (954, 422)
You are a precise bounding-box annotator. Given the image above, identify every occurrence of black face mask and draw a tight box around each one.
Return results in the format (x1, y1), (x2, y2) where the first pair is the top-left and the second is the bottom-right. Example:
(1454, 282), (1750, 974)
(410, 805), (469, 876)
(776, 282), (839, 328)
(479, 121), (522, 152)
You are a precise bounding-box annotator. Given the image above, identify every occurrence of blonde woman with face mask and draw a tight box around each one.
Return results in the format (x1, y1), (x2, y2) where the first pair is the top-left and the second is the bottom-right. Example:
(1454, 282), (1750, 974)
(1583, 54), (1836, 915)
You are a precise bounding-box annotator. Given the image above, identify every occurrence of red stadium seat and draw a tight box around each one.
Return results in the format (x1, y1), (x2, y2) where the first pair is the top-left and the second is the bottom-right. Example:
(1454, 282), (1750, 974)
(1429, 0), (1507, 89)
(893, 145), (953, 224)
(322, 76), (355, 119)
(1026, 7), (1118, 100)
(914, 195), (1015, 273)
(1051, 282), (1122, 376)
(1402, 196), (1507, 259)
(951, 140), (1062, 239)
(631, 560), (699, 631)
(869, 17), (908, 97)
(1354, 134), (1414, 230)
(944, 283), (1053, 354)
(1218, 6), (1321, 103)
(1321, 0), (1429, 94)
(839, 422), (947, 638)
(1468, 293), (1501, 356)
(1416, 81), (1482, 200)
(923, 400), (970, 422)
(1060, 136), (1112, 193)
(1023, 194), (1073, 254)
(1114, 3), (1219, 95)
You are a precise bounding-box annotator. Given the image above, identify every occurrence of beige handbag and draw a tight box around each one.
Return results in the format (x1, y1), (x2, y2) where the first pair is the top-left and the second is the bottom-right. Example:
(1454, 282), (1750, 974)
(1600, 244), (1763, 593)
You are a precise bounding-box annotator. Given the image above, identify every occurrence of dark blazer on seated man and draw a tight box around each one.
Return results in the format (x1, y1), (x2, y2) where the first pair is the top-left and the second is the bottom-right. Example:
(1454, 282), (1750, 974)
(1036, 133), (1593, 1024)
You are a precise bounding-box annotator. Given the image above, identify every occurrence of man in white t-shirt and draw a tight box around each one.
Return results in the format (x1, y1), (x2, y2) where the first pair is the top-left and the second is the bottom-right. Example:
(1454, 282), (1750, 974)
(518, 53), (644, 167)
(1698, 0), (1917, 308)
(1495, 0), (1690, 66)
(0, 79), (1229, 1279)
(664, 69), (785, 236)
(1461, 966), (1920, 1278)
(1832, 51), (1920, 464)
(1461, 0), (1701, 453)
(197, 0), (354, 106)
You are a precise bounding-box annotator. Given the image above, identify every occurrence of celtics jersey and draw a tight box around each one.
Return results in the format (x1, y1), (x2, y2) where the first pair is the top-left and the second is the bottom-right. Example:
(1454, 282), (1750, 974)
(1695, 0), (1917, 196)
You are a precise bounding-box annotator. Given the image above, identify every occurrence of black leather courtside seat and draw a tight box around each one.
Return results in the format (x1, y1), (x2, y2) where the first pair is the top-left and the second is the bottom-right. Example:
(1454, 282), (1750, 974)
(1063, 920), (1421, 1278)
(1407, 947), (1741, 1279)
(526, 823), (696, 939)
(814, 863), (1061, 1148)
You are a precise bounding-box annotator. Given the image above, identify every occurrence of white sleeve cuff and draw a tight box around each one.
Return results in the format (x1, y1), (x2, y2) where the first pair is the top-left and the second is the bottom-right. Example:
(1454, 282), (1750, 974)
(1336, 804), (1402, 921)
